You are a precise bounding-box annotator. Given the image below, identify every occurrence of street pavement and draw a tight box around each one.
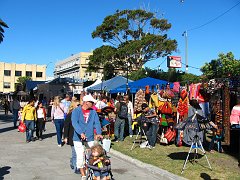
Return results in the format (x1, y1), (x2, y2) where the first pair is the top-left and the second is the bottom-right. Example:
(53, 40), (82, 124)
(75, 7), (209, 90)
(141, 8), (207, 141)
(0, 110), (181, 180)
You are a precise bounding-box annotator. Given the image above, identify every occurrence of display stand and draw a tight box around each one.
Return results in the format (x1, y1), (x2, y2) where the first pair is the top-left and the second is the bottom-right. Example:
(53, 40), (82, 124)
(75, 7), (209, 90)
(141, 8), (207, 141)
(131, 126), (148, 150)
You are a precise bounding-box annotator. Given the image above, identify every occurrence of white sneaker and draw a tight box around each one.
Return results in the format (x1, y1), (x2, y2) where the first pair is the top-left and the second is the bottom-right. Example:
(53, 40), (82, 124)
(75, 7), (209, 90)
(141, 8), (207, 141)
(130, 135), (133, 138)
(58, 144), (62, 147)
(81, 176), (86, 180)
(147, 145), (153, 150)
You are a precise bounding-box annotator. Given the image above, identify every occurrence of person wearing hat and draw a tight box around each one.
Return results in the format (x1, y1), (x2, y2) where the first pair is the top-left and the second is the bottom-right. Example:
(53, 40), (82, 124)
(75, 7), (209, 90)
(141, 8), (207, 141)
(142, 103), (159, 149)
(71, 94), (102, 179)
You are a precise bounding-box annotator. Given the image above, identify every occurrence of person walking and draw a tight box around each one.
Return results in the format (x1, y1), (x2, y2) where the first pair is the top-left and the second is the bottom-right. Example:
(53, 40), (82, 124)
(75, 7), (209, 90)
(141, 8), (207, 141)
(124, 95), (134, 137)
(11, 97), (21, 128)
(3, 98), (10, 115)
(63, 99), (80, 173)
(51, 96), (66, 147)
(61, 94), (71, 115)
(114, 96), (128, 142)
(36, 102), (46, 141)
(22, 100), (37, 143)
(71, 94), (102, 180)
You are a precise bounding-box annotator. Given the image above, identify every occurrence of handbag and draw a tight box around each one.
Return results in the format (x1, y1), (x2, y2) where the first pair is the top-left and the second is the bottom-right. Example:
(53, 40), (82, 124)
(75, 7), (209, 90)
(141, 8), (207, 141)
(164, 128), (176, 142)
(18, 121), (26, 133)
(102, 138), (111, 153)
(160, 132), (168, 144)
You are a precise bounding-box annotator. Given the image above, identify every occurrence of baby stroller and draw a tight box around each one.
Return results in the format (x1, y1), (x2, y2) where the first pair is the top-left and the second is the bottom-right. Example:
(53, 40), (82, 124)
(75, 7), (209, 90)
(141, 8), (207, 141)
(85, 142), (114, 180)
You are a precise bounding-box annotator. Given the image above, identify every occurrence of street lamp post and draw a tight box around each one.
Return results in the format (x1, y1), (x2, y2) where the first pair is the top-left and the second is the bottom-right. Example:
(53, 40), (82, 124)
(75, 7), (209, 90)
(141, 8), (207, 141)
(182, 31), (188, 73)
(126, 62), (130, 94)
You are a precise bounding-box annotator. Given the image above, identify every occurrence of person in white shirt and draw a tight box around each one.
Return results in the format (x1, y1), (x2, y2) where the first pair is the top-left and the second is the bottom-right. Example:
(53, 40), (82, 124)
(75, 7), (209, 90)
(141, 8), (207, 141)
(124, 95), (134, 137)
(36, 102), (46, 141)
(95, 96), (107, 110)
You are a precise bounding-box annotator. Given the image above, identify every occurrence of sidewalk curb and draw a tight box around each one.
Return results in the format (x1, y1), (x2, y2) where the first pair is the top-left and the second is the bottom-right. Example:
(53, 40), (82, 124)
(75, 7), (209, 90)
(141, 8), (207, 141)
(109, 149), (187, 180)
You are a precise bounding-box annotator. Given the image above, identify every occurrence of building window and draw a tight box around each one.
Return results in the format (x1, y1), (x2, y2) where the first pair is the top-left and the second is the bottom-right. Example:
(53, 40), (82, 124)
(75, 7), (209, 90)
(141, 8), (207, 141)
(15, 71), (22, 76)
(89, 72), (92, 76)
(36, 72), (43, 77)
(26, 71), (32, 77)
(3, 82), (10, 89)
(4, 70), (11, 76)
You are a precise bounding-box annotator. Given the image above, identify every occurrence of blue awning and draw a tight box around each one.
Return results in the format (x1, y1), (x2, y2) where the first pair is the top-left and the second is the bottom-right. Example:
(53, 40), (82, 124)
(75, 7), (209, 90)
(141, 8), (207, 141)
(110, 77), (172, 94)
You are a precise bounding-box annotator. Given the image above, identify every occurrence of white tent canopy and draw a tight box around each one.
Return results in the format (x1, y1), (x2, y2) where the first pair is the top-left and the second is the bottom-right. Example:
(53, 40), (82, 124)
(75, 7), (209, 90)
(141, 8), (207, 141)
(84, 79), (102, 91)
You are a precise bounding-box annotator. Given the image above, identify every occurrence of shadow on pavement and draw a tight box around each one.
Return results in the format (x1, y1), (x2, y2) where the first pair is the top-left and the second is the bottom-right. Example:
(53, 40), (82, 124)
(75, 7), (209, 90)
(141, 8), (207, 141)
(0, 113), (13, 123)
(0, 166), (11, 180)
(0, 126), (16, 134)
(43, 132), (56, 139)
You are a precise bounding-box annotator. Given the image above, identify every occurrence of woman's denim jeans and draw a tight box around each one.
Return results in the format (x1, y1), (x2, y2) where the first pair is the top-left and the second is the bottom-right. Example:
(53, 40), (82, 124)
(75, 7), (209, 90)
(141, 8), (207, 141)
(13, 109), (19, 127)
(54, 119), (64, 145)
(25, 120), (35, 141)
(128, 114), (133, 136)
(147, 123), (158, 147)
(114, 117), (125, 141)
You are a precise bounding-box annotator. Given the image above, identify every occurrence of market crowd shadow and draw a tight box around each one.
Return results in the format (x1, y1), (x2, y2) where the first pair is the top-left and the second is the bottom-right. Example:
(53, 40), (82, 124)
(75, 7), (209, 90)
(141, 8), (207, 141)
(0, 166), (11, 180)
(200, 173), (219, 180)
(168, 152), (204, 161)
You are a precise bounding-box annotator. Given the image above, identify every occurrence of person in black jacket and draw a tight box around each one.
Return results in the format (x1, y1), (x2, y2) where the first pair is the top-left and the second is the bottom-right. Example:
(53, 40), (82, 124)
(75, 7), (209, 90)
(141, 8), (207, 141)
(64, 99), (80, 173)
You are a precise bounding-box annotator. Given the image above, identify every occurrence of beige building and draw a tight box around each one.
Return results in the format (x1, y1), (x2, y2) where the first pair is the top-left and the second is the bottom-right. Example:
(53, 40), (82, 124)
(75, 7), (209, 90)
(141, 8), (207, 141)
(54, 52), (103, 81)
(0, 62), (46, 93)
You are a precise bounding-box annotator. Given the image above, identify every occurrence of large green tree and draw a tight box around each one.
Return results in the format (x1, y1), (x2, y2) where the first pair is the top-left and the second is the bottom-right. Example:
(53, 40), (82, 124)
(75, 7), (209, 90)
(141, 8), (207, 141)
(88, 9), (177, 79)
(201, 52), (240, 79)
(16, 76), (32, 91)
(0, 19), (9, 43)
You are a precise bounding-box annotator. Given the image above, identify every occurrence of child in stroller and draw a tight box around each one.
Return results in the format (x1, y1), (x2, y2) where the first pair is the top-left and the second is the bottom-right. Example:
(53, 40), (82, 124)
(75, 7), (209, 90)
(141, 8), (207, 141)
(87, 144), (112, 180)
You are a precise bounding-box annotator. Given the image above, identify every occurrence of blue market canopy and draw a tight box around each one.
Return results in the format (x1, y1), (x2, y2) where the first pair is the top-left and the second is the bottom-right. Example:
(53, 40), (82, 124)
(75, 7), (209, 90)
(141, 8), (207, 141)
(88, 76), (133, 92)
(110, 77), (172, 94)
(26, 80), (46, 91)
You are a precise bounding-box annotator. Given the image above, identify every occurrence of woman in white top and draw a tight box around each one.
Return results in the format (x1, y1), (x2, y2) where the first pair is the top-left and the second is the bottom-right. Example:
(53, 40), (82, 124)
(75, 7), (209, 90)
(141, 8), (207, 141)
(51, 96), (66, 146)
(124, 95), (134, 137)
(36, 102), (46, 140)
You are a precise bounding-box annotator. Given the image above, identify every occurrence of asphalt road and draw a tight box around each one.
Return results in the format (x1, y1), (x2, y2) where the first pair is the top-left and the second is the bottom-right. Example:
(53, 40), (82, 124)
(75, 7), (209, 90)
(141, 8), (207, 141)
(0, 110), (163, 180)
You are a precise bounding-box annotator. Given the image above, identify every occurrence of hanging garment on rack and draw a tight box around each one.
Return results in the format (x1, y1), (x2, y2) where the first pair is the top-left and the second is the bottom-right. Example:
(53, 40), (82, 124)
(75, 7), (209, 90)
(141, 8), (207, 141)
(177, 89), (189, 116)
(173, 82), (180, 93)
(134, 89), (146, 112)
(189, 83), (200, 100)
(230, 105), (240, 125)
(149, 92), (160, 109)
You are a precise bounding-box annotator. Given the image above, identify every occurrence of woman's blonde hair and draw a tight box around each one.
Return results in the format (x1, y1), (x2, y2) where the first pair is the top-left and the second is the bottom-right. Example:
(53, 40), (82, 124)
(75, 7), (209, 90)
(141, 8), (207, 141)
(53, 96), (61, 107)
(68, 99), (80, 114)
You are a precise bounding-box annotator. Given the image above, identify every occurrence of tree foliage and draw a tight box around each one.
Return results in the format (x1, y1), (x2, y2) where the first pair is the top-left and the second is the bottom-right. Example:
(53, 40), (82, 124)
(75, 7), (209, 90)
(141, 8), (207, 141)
(201, 52), (240, 79)
(0, 19), (9, 43)
(88, 9), (177, 78)
(129, 67), (200, 84)
(17, 76), (32, 91)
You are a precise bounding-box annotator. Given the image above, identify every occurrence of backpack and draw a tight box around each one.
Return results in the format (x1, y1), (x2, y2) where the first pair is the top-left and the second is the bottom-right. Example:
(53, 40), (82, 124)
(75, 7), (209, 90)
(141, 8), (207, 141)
(118, 102), (128, 119)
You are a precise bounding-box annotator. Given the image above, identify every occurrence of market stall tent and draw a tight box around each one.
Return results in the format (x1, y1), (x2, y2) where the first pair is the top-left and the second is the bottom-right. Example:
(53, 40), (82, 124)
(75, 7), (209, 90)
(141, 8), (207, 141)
(87, 76), (133, 92)
(110, 77), (172, 94)
(84, 79), (102, 91)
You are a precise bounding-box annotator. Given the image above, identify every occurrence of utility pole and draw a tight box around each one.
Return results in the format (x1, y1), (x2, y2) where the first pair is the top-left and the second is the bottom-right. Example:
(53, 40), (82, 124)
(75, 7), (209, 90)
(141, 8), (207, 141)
(183, 31), (188, 73)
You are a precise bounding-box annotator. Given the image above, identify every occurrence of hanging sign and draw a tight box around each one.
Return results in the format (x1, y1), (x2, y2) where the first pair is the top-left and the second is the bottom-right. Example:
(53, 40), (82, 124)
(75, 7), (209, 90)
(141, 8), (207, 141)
(167, 56), (182, 68)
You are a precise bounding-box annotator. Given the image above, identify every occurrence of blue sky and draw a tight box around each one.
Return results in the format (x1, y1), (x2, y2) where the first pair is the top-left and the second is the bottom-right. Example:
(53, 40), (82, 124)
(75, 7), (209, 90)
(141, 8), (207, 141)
(0, 0), (240, 77)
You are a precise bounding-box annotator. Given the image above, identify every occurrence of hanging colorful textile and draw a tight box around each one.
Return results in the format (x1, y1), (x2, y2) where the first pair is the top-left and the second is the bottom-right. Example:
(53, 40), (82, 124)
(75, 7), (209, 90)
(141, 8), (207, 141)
(177, 89), (189, 116)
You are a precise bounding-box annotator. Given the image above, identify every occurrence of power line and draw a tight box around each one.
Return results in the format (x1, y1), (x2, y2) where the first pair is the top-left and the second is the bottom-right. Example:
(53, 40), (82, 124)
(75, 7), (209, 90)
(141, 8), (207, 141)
(181, 62), (200, 70)
(188, 1), (240, 32)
